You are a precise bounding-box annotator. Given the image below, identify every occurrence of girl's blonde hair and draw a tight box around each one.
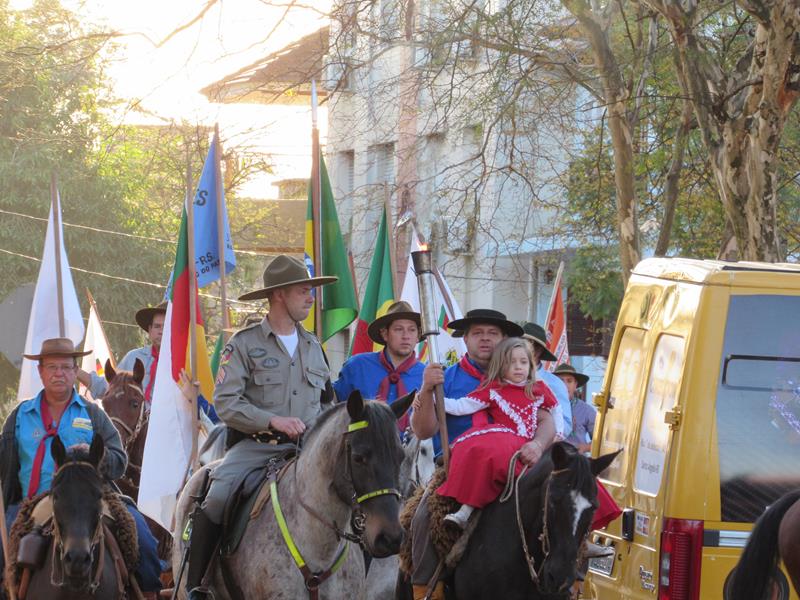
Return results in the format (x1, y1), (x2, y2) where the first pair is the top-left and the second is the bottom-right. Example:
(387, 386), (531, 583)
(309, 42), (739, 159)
(478, 337), (538, 399)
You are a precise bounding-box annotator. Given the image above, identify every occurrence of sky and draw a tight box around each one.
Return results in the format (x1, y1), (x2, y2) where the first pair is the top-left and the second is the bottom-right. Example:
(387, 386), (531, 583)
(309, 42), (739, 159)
(13, 0), (329, 198)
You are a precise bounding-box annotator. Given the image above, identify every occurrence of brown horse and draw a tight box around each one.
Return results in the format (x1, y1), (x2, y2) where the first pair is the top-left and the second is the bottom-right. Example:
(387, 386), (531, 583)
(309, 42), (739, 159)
(728, 489), (800, 599)
(100, 359), (172, 563)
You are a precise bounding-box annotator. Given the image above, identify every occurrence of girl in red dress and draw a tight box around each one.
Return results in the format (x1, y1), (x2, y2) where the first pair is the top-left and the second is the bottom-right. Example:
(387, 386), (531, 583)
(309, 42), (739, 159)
(436, 337), (558, 528)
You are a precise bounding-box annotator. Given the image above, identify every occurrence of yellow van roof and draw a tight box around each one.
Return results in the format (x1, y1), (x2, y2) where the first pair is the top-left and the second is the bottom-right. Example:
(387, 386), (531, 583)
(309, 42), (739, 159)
(632, 257), (800, 289)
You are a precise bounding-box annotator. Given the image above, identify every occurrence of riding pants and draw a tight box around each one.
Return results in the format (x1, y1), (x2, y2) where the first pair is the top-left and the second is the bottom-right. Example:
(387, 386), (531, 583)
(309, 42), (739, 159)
(123, 499), (163, 592)
(202, 438), (295, 524)
(410, 489), (442, 585)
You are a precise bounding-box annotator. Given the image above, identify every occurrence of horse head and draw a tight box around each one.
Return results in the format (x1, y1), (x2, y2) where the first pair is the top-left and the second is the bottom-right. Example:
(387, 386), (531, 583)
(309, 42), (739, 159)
(50, 434), (106, 589)
(333, 389), (415, 558)
(535, 442), (620, 595)
(101, 359), (147, 472)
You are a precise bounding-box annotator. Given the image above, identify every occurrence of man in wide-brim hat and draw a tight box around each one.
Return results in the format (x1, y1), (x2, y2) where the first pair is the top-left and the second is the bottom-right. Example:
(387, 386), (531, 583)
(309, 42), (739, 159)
(77, 299), (168, 405)
(554, 363), (595, 453)
(521, 321), (572, 441)
(334, 301), (425, 415)
(184, 255), (337, 600)
(1, 338), (163, 593)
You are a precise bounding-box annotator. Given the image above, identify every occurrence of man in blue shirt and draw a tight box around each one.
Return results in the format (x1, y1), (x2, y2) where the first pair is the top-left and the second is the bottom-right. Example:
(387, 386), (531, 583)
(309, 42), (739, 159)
(522, 322), (572, 440)
(408, 308), (524, 599)
(0, 338), (163, 595)
(334, 301), (424, 412)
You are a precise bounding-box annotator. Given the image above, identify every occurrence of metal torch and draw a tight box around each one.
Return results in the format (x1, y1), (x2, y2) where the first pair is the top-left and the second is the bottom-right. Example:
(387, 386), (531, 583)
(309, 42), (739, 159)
(411, 247), (451, 473)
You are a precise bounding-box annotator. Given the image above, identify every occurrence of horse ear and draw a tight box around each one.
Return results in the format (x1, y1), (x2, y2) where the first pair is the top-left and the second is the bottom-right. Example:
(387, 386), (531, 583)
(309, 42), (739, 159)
(590, 448), (622, 477)
(346, 390), (365, 421)
(51, 435), (67, 467)
(551, 441), (572, 470)
(88, 434), (105, 468)
(391, 390), (416, 421)
(132, 358), (145, 386)
(105, 360), (116, 383)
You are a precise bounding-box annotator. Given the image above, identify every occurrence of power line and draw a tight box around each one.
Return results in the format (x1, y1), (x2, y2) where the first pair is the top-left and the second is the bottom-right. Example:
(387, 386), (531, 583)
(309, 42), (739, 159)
(0, 208), (275, 257)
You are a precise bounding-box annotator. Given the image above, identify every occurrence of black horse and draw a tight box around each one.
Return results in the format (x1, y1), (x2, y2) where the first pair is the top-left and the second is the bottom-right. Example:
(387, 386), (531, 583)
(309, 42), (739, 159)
(400, 442), (618, 600)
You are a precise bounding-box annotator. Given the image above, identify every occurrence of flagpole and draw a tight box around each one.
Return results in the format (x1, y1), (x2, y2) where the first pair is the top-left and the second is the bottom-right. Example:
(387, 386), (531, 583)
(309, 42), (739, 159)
(51, 174), (65, 337)
(86, 288), (116, 368)
(186, 154), (200, 471)
(311, 80), (323, 340)
(383, 186), (399, 296)
(543, 260), (565, 348)
(214, 124), (231, 341)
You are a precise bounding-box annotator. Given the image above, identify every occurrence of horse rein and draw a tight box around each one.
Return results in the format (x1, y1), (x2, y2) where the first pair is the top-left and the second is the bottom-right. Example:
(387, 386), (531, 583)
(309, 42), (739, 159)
(106, 382), (148, 484)
(275, 418), (401, 598)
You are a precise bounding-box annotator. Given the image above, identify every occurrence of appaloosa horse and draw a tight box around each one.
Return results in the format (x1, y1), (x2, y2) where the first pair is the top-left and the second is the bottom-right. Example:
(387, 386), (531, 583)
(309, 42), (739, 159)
(397, 442), (619, 600)
(728, 489), (800, 600)
(100, 359), (172, 562)
(21, 436), (129, 599)
(172, 390), (414, 599)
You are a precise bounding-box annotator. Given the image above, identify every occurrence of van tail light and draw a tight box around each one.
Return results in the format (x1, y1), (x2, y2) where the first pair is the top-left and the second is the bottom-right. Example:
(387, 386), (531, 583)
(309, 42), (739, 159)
(658, 518), (703, 600)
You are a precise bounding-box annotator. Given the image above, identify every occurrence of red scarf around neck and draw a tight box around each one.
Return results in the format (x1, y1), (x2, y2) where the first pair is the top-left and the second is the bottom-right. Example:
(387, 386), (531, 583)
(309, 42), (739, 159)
(144, 345), (159, 404)
(458, 354), (486, 382)
(377, 350), (417, 401)
(27, 395), (61, 498)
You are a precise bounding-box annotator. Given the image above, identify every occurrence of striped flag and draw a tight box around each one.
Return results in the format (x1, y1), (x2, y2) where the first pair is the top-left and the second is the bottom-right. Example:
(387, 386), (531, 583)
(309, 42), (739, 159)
(543, 263), (569, 371)
(139, 204), (215, 530)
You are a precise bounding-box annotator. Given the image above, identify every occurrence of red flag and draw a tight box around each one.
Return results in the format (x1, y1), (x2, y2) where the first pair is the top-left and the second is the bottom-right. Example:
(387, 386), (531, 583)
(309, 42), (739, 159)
(544, 264), (569, 371)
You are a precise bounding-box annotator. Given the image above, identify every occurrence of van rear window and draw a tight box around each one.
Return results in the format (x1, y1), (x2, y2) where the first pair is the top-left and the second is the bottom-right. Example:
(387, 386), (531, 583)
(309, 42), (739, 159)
(717, 295), (800, 523)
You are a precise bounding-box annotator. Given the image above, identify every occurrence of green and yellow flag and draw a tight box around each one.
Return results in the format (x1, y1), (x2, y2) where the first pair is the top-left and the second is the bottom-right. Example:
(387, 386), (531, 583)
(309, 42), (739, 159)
(303, 156), (358, 341)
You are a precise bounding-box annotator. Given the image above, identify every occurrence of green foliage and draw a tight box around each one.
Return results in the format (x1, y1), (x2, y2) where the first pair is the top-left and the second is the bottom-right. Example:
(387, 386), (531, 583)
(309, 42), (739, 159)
(566, 246), (625, 321)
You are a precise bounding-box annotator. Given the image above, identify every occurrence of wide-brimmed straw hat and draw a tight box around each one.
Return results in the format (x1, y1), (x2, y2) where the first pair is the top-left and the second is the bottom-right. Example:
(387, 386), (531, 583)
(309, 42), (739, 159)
(367, 301), (422, 345)
(135, 300), (168, 332)
(24, 337), (91, 360)
(521, 322), (558, 362)
(238, 255), (338, 302)
(553, 363), (589, 387)
(448, 309), (524, 338)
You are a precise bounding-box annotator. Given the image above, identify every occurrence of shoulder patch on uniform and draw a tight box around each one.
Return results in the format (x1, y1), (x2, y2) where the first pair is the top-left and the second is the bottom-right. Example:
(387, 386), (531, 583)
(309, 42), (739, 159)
(216, 367), (227, 385)
(219, 343), (234, 367)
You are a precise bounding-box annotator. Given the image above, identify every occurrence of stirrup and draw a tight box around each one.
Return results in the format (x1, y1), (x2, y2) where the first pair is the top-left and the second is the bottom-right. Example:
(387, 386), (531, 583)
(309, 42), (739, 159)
(187, 586), (215, 600)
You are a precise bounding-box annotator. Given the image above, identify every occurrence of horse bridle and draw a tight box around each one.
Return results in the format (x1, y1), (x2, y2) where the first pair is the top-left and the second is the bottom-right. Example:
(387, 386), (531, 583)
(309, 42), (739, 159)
(279, 418), (401, 598)
(106, 382), (148, 485)
(50, 461), (106, 594)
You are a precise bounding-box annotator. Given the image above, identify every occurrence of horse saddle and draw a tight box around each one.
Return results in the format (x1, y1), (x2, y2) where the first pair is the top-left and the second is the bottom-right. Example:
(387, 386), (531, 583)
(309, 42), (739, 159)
(220, 449), (296, 556)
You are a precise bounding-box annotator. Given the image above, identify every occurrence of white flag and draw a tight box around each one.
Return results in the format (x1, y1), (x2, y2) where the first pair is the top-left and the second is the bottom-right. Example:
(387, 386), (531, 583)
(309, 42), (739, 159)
(80, 296), (115, 399)
(400, 228), (466, 366)
(17, 192), (85, 401)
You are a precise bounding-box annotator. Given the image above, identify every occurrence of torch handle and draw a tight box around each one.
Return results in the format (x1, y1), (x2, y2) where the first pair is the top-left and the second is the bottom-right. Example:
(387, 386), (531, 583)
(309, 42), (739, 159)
(432, 382), (450, 474)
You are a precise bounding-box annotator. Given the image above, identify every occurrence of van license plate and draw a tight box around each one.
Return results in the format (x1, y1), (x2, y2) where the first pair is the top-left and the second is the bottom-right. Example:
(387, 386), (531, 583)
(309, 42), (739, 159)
(588, 549), (615, 577)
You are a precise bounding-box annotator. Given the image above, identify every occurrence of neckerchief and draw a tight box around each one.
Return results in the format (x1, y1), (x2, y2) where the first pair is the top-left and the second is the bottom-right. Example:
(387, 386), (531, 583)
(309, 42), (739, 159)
(27, 395), (60, 498)
(377, 350), (417, 401)
(458, 354), (485, 382)
(144, 345), (159, 404)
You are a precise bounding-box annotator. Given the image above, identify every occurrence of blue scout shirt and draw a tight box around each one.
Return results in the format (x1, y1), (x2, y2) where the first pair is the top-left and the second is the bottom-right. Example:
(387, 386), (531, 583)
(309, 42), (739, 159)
(17, 390), (94, 498)
(334, 350), (425, 404)
(431, 357), (484, 459)
(538, 365), (572, 437)
(88, 345), (155, 399)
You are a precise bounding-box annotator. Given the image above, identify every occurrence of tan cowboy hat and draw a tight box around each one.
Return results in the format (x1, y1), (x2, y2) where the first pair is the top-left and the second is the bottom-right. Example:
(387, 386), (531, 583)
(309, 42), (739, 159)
(553, 363), (589, 387)
(24, 337), (91, 360)
(521, 322), (558, 362)
(135, 300), (168, 332)
(367, 301), (422, 345)
(238, 255), (338, 302)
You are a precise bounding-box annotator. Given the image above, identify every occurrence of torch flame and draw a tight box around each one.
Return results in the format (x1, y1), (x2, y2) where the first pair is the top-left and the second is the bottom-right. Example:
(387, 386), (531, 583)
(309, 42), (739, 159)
(419, 243), (429, 251)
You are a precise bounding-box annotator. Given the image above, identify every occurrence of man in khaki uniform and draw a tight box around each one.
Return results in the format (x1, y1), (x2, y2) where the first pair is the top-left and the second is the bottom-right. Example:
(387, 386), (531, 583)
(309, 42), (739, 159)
(185, 255), (337, 600)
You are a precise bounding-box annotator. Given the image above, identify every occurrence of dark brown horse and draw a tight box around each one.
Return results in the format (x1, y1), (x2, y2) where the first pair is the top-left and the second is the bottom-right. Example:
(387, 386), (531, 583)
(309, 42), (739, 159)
(728, 489), (800, 600)
(100, 359), (172, 563)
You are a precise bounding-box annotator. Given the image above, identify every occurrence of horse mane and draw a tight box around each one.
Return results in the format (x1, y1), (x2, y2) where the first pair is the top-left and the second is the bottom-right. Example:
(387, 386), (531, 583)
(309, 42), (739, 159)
(303, 399), (396, 446)
(52, 447), (102, 487)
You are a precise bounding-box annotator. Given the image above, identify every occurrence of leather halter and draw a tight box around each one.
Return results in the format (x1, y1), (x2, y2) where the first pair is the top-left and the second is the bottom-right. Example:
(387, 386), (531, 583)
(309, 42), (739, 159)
(105, 381), (147, 487)
(273, 418), (401, 599)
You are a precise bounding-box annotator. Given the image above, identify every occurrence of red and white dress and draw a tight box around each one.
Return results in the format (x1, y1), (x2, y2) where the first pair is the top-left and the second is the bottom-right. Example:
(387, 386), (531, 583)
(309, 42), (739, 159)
(437, 380), (557, 508)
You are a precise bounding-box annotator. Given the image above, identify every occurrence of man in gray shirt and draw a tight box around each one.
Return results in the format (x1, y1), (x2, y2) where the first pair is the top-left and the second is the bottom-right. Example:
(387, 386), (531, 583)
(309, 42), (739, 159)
(554, 363), (596, 453)
(184, 255), (337, 600)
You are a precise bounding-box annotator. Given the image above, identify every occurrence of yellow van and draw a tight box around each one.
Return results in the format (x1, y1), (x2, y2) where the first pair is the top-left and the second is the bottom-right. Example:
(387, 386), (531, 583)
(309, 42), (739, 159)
(584, 258), (800, 600)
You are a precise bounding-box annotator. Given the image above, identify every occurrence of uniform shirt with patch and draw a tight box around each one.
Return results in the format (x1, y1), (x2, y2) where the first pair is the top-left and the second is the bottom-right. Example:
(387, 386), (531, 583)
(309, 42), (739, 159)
(16, 390), (95, 497)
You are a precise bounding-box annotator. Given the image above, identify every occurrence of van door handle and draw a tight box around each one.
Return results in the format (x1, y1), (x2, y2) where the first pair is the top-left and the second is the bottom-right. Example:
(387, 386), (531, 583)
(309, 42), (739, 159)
(621, 508), (635, 541)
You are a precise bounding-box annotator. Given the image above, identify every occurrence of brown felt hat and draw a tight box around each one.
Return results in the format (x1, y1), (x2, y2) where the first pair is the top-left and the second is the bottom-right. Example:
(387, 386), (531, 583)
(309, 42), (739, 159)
(24, 337), (91, 360)
(135, 300), (168, 332)
(367, 301), (422, 345)
(553, 363), (589, 387)
(238, 255), (338, 301)
(521, 322), (558, 363)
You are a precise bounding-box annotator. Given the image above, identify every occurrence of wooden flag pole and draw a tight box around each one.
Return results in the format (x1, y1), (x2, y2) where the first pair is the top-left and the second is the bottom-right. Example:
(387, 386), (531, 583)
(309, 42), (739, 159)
(51, 174), (65, 338)
(186, 153), (200, 472)
(86, 288), (116, 368)
(311, 80), (323, 340)
(214, 125), (231, 341)
(383, 185), (399, 296)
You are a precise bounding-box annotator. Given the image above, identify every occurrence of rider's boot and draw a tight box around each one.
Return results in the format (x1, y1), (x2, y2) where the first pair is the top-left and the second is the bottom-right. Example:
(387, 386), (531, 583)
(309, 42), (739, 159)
(412, 582), (445, 600)
(185, 509), (222, 600)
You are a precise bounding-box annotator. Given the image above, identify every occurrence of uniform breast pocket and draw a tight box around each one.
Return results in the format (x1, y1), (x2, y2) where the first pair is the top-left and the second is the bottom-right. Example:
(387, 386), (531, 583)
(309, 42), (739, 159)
(305, 366), (329, 390)
(252, 369), (283, 407)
